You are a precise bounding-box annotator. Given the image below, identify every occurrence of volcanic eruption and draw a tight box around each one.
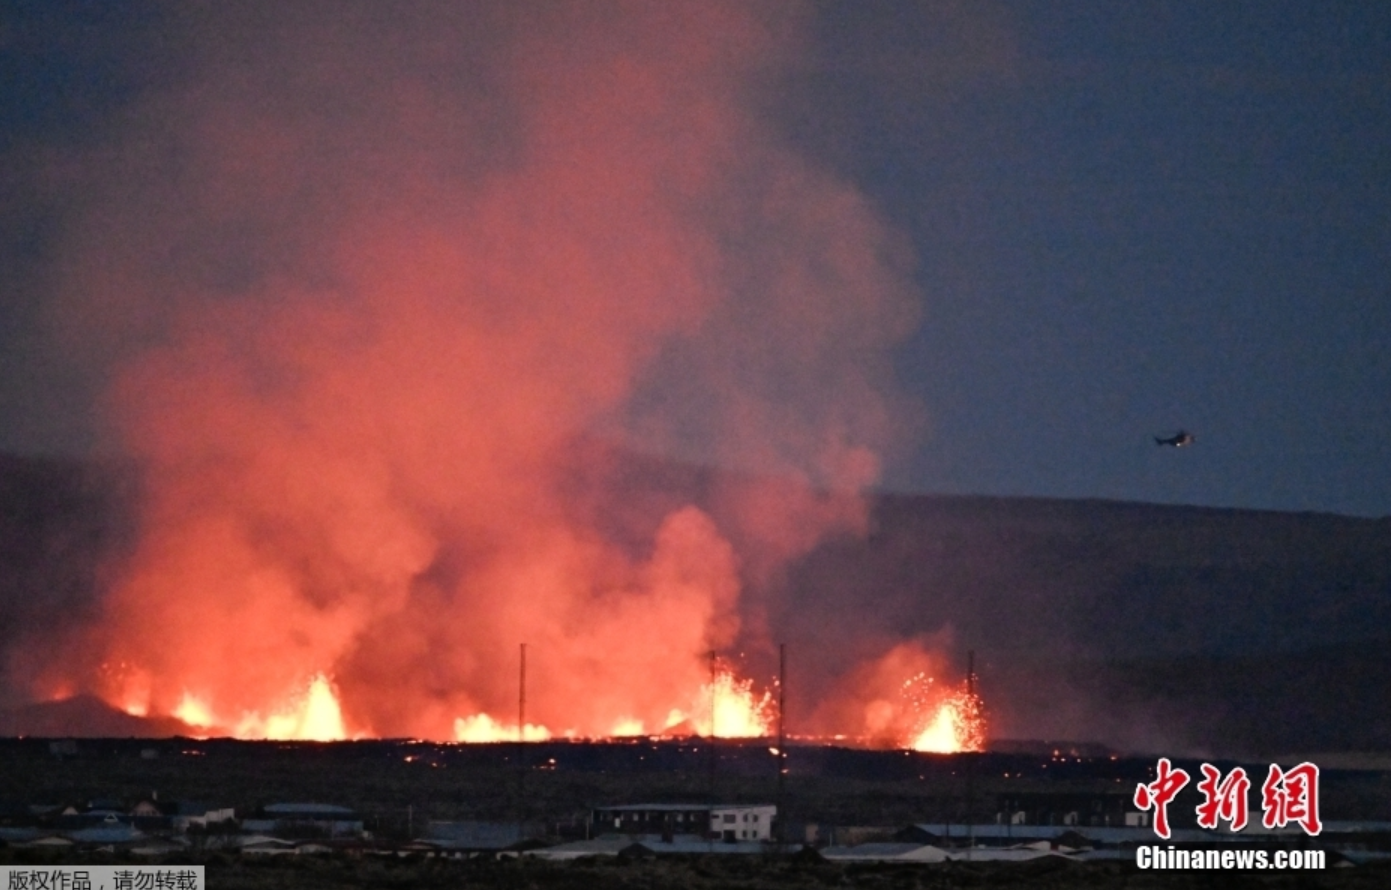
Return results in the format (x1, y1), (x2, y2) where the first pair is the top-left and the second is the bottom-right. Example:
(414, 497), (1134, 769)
(6, 1), (982, 752)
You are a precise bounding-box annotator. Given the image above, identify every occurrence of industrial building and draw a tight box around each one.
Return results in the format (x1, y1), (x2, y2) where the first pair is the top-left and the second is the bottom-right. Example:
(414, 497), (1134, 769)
(591, 803), (777, 841)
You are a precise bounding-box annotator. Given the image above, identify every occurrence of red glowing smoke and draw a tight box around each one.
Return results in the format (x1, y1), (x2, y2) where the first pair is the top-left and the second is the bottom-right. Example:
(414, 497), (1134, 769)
(17, 1), (942, 742)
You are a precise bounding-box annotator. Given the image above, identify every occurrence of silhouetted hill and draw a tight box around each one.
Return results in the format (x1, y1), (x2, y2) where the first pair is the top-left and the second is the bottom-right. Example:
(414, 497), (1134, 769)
(0, 453), (138, 711)
(1043, 638), (1391, 757)
(1, 450), (1388, 755)
(777, 493), (1391, 756)
(0, 693), (198, 738)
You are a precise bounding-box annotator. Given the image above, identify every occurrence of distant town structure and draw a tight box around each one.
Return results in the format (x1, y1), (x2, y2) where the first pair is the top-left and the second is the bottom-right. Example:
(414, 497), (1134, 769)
(591, 803), (777, 841)
(994, 791), (1136, 828)
(422, 820), (534, 852)
(241, 803), (364, 838)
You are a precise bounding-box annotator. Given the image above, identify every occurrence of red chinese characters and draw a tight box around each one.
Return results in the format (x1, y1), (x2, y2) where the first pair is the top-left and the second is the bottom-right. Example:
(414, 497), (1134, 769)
(1133, 757), (1190, 839)
(1195, 763), (1250, 831)
(1261, 762), (1322, 836)
(1135, 758), (1324, 839)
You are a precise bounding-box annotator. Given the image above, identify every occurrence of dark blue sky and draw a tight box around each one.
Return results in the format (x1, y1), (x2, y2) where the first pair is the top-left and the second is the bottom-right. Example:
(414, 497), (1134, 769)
(2, 1), (1389, 517)
(795, 2), (1391, 515)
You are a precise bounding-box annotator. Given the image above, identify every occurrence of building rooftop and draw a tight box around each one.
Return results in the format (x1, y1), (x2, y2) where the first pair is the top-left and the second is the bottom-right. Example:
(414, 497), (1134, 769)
(264, 803), (356, 816)
(599, 803), (774, 812)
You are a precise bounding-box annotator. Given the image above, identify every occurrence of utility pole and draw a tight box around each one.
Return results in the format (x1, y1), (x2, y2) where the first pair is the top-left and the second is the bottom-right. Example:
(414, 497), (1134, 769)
(777, 642), (787, 847)
(708, 649), (718, 802)
(965, 649), (976, 861)
(519, 642), (527, 742)
(518, 642), (527, 840)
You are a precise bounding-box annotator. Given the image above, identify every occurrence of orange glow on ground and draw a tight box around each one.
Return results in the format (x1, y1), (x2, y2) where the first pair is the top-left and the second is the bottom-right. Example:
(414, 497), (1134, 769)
(453, 713), (552, 743)
(446, 663), (773, 743)
(97, 653), (994, 750)
(910, 696), (973, 753)
(109, 662), (783, 744)
(105, 661), (995, 751)
(259, 675), (347, 741)
(172, 692), (215, 729)
(107, 665), (153, 717)
(169, 674), (348, 741)
(903, 675), (986, 754)
(44, 684), (76, 703)
(690, 665), (774, 738)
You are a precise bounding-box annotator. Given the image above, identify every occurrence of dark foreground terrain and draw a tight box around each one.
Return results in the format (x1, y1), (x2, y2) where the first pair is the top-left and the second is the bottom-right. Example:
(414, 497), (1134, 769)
(1, 738), (1389, 888)
(1, 736), (1389, 826)
(4, 849), (1389, 890)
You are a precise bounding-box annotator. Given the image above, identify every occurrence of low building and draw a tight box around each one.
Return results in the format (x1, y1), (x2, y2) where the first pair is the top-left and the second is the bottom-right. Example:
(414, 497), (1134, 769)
(529, 834), (768, 860)
(995, 791), (1135, 828)
(423, 820), (539, 851)
(820, 842), (951, 863)
(242, 803), (364, 838)
(591, 803), (776, 842)
(170, 802), (237, 832)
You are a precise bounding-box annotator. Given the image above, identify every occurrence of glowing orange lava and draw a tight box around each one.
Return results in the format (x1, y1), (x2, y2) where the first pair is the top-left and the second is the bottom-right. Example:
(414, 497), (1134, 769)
(453, 713), (552, 743)
(172, 692), (215, 731)
(901, 673), (985, 753)
(96, 652), (988, 751)
(686, 664), (775, 738)
(446, 662), (773, 743)
(109, 663), (152, 717)
(169, 674), (349, 741)
(258, 675), (348, 741)
(100, 655), (998, 750)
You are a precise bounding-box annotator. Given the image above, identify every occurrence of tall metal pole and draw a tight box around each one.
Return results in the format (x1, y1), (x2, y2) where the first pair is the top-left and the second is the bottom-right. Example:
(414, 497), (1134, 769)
(777, 642), (786, 846)
(518, 642), (527, 839)
(965, 649), (976, 860)
(708, 649), (717, 802)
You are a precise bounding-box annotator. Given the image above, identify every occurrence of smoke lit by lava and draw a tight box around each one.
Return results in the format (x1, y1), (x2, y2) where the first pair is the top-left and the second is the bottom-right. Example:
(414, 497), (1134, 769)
(6, 2), (982, 753)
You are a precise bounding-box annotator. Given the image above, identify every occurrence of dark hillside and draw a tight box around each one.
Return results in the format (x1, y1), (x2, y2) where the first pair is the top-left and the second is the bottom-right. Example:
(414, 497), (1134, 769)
(1, 451), (1387, 756)
(790, 493), (1391, 663)
(781, 494), (1391, 755)
(0, 453), (138, 708)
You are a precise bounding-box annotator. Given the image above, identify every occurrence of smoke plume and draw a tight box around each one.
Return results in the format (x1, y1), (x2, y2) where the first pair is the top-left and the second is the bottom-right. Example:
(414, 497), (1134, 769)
(16, 1), (925, 740)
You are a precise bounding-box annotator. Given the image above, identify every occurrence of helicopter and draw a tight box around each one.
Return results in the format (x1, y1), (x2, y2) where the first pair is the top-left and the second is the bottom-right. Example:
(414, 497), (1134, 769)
(1154, 430), (1194, 447)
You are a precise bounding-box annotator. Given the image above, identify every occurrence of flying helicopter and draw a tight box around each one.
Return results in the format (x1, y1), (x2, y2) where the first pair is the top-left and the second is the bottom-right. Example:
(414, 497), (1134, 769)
(1154, 431), (1194, 447)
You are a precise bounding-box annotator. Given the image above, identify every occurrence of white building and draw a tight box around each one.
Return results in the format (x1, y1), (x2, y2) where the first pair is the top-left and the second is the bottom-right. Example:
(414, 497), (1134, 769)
(591, 803), (777, 841)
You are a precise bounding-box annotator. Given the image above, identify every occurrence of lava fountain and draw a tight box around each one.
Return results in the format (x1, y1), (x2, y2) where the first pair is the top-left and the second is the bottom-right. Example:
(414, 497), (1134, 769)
(902, 673), (986, 754)
(448, 660), (774, 743)
(166, 673), (348, 742)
